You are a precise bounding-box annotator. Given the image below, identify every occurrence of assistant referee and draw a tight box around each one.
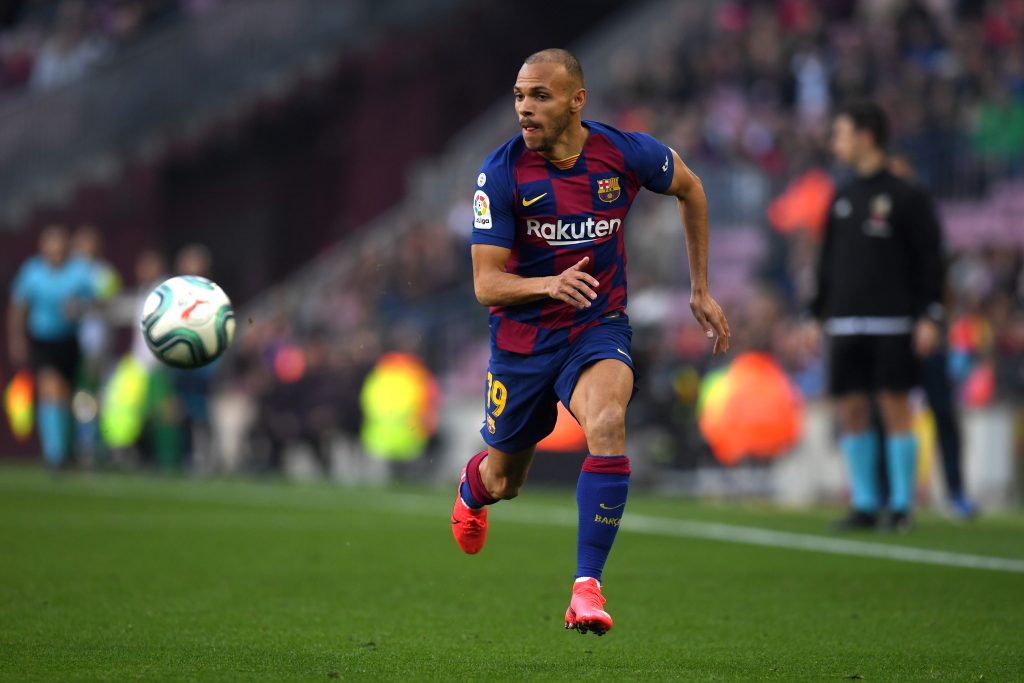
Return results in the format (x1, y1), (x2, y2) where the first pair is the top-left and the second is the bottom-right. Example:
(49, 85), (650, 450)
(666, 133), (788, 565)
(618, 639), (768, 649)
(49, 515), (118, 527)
(806, 101), (945, 533)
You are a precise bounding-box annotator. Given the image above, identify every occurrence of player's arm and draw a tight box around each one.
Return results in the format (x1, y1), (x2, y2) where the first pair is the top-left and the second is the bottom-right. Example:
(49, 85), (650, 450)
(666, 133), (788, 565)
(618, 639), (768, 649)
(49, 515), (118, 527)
(906, 189), (945, 357)
(6, 298), (28, 368)
(663, 147), (730, 354)
(802, 200), (836, 354)
(472, 244), (599, 309)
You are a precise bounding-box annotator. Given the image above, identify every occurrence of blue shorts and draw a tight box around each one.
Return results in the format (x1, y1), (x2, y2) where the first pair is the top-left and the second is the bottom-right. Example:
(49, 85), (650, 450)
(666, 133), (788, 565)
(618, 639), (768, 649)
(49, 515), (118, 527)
(480, 315), (637, 453)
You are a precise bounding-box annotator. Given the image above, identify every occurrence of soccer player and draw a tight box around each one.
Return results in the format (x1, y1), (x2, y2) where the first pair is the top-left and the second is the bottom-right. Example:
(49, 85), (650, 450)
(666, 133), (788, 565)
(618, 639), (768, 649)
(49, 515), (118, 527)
(450, 49), (730, 636)
(806, 102), (945, 533)
(7, 225), (96, 468)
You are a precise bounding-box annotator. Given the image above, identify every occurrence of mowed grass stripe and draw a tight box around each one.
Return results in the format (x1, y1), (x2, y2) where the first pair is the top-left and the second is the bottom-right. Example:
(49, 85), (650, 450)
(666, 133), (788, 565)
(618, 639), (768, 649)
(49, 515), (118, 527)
(2, 468), (1022, 574)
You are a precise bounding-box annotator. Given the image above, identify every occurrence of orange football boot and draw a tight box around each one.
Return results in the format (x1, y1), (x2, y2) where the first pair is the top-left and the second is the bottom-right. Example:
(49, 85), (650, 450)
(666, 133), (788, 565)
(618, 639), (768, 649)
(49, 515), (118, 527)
(451, 467), (488, 554)
(564, 578), (613, 636)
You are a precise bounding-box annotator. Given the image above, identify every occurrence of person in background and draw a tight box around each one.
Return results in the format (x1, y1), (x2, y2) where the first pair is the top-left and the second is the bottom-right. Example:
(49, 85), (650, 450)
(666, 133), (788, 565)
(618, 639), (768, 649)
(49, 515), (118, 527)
(806, 102), (945, 533)
(70, 224), (121, 464)
(884, 155), (978, 520)
(7, 225), (96, 468)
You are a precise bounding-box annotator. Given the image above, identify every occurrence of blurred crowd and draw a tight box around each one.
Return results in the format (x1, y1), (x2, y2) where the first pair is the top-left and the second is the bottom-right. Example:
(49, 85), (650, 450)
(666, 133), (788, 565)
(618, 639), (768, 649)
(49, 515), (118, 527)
(0, 0), (220, 96)
(606, 0), (1024, 194)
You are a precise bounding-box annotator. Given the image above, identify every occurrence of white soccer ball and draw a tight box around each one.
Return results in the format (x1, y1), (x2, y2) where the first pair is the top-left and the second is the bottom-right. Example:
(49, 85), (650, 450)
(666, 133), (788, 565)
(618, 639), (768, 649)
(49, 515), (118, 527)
(141, 275), (235, 369)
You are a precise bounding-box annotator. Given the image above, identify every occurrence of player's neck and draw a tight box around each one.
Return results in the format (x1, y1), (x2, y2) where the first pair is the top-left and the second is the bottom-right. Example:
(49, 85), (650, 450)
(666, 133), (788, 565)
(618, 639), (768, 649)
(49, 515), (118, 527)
(539, 121), (588, 164)
(853, 150), (887, 178)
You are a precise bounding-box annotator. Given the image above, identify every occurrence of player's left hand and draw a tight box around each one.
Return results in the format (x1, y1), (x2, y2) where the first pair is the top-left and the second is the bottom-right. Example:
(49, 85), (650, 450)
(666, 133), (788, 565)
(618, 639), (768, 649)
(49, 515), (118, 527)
(913, 318), (941, 358)
(690, 291), (730, 354)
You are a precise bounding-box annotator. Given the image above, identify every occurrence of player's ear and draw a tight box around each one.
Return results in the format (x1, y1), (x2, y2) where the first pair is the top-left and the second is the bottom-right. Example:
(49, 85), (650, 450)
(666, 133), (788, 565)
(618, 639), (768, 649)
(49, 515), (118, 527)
(570, 87), (586, 114)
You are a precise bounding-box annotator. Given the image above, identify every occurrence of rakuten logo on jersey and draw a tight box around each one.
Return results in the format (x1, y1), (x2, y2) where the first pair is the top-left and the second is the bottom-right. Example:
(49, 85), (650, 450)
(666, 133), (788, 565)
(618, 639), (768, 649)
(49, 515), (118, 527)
(525, 217), (622, 246)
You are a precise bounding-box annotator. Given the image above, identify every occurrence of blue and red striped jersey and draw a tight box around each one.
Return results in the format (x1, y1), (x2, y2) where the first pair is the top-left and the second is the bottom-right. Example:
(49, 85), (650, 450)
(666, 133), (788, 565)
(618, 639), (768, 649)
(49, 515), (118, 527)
(471, 119), (675, 355)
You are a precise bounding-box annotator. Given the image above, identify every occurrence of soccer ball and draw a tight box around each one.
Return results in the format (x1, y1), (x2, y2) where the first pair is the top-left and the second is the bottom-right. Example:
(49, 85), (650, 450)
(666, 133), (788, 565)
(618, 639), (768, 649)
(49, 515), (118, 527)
(141, 275), (235, 369)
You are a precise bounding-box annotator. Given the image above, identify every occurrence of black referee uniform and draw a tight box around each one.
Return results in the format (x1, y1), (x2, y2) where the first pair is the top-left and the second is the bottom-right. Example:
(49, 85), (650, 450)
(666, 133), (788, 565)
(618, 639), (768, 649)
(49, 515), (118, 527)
(810, 169), (945, 395)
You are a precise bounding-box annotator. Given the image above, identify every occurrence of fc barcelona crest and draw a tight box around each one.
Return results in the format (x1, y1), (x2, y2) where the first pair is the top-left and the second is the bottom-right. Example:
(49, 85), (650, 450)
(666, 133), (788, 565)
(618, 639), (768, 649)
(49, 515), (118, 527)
(597, 176), (621, 203)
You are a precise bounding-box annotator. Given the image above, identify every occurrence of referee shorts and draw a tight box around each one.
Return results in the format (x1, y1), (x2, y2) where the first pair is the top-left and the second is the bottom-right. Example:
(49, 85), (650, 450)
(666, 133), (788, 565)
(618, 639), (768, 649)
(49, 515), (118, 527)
(827, 333), (918, 396)
(29, 336), (81, 385)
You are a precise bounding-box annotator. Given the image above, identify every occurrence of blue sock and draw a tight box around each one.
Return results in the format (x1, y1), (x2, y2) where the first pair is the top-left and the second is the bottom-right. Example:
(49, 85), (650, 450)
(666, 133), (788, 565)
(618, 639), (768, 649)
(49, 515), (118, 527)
(38, 400), (70, 468)
(576, 455), (630, 582)
(459, 480), (481, 509)
(840, 431), (879, 513)
(887, 433), (918, 513)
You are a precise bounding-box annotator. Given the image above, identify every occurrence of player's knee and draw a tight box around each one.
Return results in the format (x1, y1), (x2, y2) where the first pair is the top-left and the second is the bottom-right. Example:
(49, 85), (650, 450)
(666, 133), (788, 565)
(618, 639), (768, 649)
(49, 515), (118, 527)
(584, 403), (626, 448)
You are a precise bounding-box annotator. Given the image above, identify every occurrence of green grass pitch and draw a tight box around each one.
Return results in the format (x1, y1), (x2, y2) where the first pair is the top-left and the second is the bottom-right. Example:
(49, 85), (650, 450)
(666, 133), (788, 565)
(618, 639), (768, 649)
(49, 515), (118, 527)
(1, 465), (1022, 681)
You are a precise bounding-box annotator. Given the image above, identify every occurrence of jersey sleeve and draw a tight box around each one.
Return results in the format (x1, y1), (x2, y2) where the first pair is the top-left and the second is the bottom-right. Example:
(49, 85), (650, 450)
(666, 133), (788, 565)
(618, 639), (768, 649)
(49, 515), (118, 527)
(620, 131), (674, 193)
(10, 262), (32, 304)
(471, 155), (517, 249)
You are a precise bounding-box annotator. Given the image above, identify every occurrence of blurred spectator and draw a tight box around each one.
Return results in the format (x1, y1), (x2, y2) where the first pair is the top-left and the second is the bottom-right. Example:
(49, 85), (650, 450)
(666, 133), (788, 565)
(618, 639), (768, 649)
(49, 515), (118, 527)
(30, 0), (109, 91)
(70, 224), (121, 463)
(0, 0), (189, 96)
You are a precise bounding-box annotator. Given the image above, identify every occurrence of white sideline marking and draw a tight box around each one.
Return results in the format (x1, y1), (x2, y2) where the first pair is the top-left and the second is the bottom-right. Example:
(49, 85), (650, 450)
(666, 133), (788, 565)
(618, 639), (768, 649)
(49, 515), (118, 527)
(500, 507), (1024, 574)
(3, 475), (1024, 573)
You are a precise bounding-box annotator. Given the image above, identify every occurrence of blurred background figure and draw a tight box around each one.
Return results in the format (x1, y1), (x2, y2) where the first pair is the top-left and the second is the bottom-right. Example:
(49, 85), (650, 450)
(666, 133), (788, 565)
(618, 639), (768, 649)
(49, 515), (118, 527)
(70, 223), (122, 464)
(29, 0), (110, 91)
(7, 225), (95, 468)
(885, 154), (977, 520)
(360, 343), (440, 476)
(807, 102), (945, 533)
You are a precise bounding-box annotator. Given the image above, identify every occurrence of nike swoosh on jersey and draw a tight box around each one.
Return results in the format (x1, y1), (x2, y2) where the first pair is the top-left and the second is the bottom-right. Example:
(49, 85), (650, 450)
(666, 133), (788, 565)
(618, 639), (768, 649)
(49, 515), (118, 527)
(599, 502), (626, 510)
(616, 348), (632, 361)
(522, 193), (547, 207)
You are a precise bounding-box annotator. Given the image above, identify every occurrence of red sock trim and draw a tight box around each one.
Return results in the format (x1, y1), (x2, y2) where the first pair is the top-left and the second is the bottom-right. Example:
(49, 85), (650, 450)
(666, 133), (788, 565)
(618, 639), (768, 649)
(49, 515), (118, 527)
(582, 455), (631, 475)
(466, 450), (498, 505)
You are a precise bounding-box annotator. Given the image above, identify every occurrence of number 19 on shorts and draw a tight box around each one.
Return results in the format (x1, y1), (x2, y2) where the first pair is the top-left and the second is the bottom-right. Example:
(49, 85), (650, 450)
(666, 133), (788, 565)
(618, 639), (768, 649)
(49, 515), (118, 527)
(486, 371), (507, 418)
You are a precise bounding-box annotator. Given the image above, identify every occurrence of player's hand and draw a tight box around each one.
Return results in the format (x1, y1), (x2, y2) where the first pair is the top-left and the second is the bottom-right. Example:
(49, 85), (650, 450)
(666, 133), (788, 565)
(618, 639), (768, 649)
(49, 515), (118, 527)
(546, 257), (599, 309)
(913, 318), (941, 358)
(690, 291), (730, 354)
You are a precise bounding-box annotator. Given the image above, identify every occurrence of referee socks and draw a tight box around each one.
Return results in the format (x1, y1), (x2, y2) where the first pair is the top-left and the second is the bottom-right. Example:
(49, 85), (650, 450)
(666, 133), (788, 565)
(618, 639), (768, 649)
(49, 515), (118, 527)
(886, 434), (918, 513)
(840, 432), (880, 513)
(38, 400), (70, 468)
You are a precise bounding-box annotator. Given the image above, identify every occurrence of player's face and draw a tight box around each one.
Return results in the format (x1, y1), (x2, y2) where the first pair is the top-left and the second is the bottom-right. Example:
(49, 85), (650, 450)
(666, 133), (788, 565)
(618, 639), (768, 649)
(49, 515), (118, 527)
(831, 115), (871, 166)
(39, 227), (70, 265)
(514, 62), (579, 152)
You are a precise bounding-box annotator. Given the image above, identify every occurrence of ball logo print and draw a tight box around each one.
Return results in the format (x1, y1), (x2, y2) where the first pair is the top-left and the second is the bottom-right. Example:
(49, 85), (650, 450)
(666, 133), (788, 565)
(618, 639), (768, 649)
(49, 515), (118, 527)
(141, 275), (235, 369)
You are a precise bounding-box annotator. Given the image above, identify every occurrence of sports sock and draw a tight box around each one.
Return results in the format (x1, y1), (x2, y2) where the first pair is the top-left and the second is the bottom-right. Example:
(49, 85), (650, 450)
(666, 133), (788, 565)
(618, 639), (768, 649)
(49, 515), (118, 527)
(38, 400), (70, 468)
(460, 450), (497, 509)
(840, 431), (880, 513)
(576, 455), (630, 582)
(886, 433), (918, 513)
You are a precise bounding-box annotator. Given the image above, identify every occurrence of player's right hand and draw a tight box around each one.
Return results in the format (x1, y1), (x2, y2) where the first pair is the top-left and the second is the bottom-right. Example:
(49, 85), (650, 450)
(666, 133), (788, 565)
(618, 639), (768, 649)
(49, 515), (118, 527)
(546, 257), (599, 309)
